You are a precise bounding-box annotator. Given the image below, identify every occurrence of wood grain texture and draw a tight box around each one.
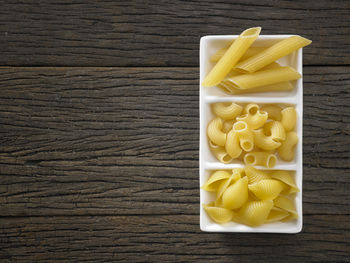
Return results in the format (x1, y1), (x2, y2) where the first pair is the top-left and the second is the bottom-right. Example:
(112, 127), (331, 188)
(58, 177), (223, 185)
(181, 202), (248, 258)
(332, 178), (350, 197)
(0, 215), (349, 262)
(0, 0), (349, 67)
(0, 67), (349, 218)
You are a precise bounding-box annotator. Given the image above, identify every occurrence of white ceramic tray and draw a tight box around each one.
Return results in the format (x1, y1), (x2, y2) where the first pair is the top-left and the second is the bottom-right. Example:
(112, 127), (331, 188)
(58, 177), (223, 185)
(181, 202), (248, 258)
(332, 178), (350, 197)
(199, 35), (303, 233)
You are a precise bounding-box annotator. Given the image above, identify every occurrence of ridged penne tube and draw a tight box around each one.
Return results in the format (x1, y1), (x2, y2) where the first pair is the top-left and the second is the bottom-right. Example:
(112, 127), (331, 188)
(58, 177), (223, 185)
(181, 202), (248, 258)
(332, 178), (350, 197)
(210, 46), (266, 63)
(222, 177), (248, 210)
(237, 112), (268, 130)
(271, 170), (299, 194)
(232, 121), (254, 152)
(225, 130), (242, 159)
(209, 141), (233, 164)
(261, 105), (283, 121)
(238, 200), (273, 226)
(211, 102), (243, 120)
(202, 27), (261, 87)
(244, 151), (277, 168)
(203, 203), (234, 224)
(235, 35), (312, 73)
(248, 179), (285, 200)
(201, 170), (231, 192)
(266, 207), (289, 223)
(222, 120), (235, 133)
(226, 66), (301, 90)
(278, 131), (298, 161)
(220, 81), (293, 95)
(274, 195), (298, 220)
(207, 117), (226, 146)
(264, 121), (286, 142)
(245, 165), (270, 184)
(281, 107), (297, 132)
(253, 129), (281, 150)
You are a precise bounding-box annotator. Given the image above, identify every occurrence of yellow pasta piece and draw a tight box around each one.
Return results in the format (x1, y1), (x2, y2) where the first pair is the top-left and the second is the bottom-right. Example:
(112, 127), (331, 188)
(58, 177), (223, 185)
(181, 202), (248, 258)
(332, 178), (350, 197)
(222, 120), (235, 133)
(232, 121), (254, 152)
(222, 177), (248, 209)
(266, 207), (289, 223)
(216, 172), (240, 199)
(237, 113), (268, 130)
(264, 121), (286, 142)
(225, 66), (301, 90)
(225, 130), (242, 159)
(261, 105), (283, 121)
(233, 167), (245, 177)
(274, 195), (298, 220)
(201, 170), (231, 192)
(248, 179), (285, 200)
(235, 35), (312, 73)
(209, 141), (233, 163)
(244, 151), (277, 168)
(278, 131), (298, 161)
(203, 203), (234, 224)
(238, 200), (273, 226)
(202, 27), (261, 87)
(270, 170), (299, 194)
(253, 129), (281, 150)
(219, 81), (293, 95)
(211, 102), (243, 120)
(281, 107), (297, 132)
(207, 117), (226, 146)
(245, 165), (271, 184)
(210, 46), (266, 63)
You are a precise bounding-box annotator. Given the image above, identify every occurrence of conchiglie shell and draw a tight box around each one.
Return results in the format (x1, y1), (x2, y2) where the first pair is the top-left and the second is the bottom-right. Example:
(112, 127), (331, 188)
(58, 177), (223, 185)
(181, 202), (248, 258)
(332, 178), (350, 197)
(261, 105), (283, 121)
(274, 195), (298, 220)
(270, 170), (299, 194)
(233, 167), (245, 177)
(266, 207), (289, 223)
(238, 200), (273, 226)
(245, 165), (271, 184)
(201, 170), (231, 192)
(216, 173), (238, 199)
(203, 204), (234, 224)
(248, 179), (285, 200)
(222, 177), (248, 210)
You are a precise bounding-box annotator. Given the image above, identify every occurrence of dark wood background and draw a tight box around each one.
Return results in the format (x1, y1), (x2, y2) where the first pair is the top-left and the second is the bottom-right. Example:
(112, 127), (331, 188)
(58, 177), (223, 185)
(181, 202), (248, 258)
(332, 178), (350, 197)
(0, 1), (349, 262)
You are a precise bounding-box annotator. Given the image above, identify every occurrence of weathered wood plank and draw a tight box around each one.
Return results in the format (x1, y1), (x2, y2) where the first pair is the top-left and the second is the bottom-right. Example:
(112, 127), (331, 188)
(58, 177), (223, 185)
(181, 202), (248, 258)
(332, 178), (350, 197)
(0, 67), (349, 217)
(0, 0), (349, 66)
(0, 214), (349, 262)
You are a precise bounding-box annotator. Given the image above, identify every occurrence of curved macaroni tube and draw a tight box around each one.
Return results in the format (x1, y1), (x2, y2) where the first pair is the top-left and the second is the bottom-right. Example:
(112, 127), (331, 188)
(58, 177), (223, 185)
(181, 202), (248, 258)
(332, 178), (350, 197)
(281, 107), (297, 132)
(261, 104), (283, 121)
(264, 121), (286, 142)
(209, 141), (233, 164)
(222, 119), (236, 133)
(253, 129), (281, 150)
(225, 130), (242, 159)
(207, 117), (226, 146)
(278, 131), (298, 161)
(211, 102), (243, 120)
(232, 121), (254, 152)
(244, 151), (277, 168)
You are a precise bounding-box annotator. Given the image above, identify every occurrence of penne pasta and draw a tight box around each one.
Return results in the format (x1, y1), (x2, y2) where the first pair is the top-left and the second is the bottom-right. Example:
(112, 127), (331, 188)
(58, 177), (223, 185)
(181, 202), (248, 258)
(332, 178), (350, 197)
(225, 66), (301, 90)
(210, 46), (266, 63)
(202, 27), (261, 87)
(235, 35), (312, 73)
(219, 81), (293, 95)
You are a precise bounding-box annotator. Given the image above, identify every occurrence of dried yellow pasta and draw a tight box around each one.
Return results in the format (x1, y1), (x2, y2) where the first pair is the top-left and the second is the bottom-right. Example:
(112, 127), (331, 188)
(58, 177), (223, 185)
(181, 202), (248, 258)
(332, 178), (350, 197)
(266, 207), (289, 223)
(261, 105), (283, 121)
(248, 179), (285, 200)
(225, 130), (242, 159)
(253, 129), (281, 150)
(219, 81), (293, 95)
(274, 195), (298, 221)
(244, 151), (277, 168)
(232, 121), (254, 152)
(222, 119), (236, 133)
(210, 46), (265, 63)
(235, 35), (312, 73)
(245, 165), (271, 184)
(281, 107), (297, 132)
(264, 121), (286, 142)
(201, 170), (231, 192)
(202, 27), (261, 87)
(209, 141), (233, 163)
(225, 66), (301, 90)
(207, 117), (226, 146)
(238, 200), (273, 226)
(222, 177), (248, 210)
(211, 102), (243, 120)
(278, 131), (298, 161)
(271, 170), (299, 194)
(237, 108), (268, 130)
(203, 203), (234, 224)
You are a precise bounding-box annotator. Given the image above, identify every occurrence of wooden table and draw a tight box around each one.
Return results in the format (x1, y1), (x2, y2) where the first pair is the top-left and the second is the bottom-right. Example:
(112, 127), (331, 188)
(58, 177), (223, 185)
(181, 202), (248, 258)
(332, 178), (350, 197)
(1, 1), (349, 262)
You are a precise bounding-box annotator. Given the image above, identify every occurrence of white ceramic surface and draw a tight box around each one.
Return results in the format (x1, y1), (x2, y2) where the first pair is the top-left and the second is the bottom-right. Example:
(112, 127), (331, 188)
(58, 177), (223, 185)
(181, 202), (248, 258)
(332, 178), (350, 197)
(199, 35), (303, 233)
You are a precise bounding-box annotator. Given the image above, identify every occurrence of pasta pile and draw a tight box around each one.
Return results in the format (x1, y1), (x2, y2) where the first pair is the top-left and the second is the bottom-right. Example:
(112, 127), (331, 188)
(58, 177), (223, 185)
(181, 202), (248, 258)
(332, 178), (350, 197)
(202, 167), (299, 226)
(201, 27), (312, 94)
(208, 102), (298, 166)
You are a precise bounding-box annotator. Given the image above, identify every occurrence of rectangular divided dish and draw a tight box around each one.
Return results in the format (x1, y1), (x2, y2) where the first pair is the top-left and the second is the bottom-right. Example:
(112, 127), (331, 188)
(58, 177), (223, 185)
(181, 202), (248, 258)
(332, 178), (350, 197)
(199, 35), (303, 233)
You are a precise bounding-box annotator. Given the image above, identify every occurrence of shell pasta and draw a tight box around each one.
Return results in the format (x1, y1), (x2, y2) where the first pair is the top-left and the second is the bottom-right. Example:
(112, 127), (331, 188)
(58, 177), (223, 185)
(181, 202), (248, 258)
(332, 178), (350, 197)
(202, 168), (299, 226)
